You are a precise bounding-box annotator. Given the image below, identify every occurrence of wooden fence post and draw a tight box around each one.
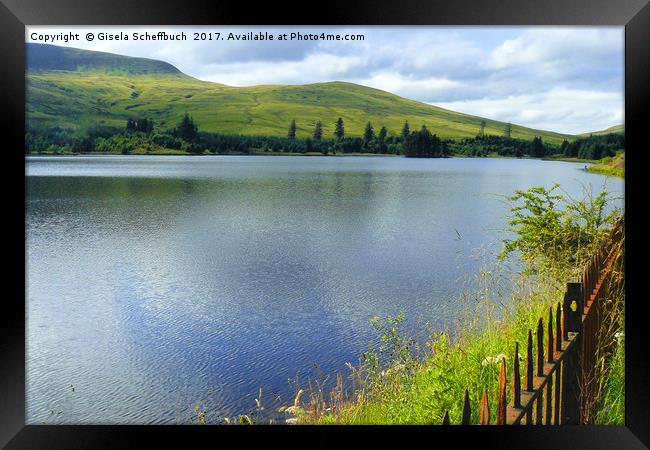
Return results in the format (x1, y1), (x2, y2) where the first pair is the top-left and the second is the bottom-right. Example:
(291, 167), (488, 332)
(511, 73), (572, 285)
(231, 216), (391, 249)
(561, 282), (584, 424)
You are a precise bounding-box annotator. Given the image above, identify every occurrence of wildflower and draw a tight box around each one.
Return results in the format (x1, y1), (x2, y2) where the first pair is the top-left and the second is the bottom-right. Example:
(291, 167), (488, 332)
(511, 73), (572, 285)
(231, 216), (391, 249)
(615, 331), (624, 339)
(481, 353), (507, 366)
(285, 417), (298, 425)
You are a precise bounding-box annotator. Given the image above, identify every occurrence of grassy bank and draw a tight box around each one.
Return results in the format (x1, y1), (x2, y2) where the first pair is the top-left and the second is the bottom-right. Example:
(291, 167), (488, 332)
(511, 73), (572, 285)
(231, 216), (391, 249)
(25, 150), (601, 161)
(308, 276), (566, 424)
(586, 152), (625, 178)
(595, 332), (625, 424)
(301, 265), (624, 425)
(284, 185), (624, 426)
(27, 147), (189, 156)
(28, 149), (398, 157)
(542, 155), (595, 163)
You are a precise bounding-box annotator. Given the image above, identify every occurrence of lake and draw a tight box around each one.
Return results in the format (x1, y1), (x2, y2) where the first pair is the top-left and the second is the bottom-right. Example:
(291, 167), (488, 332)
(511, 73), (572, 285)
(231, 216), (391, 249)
(26, 155), (623, 424)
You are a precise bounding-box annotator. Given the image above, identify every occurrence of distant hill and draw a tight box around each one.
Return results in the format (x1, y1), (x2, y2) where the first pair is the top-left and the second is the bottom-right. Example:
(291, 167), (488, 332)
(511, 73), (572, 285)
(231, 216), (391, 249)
(26, 43), (573, 144)
(27, 43), (181, 75)
(579, 124), (624, 137)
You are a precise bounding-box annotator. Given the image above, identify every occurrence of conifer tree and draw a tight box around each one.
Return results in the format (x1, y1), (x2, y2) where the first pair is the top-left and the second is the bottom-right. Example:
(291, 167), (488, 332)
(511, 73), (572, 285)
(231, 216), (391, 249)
(313, 121), (323, 140)
(334, 118), (345, 140)
(288, 119), (297, 139)
(363, 122), (375, 144)
(530, 136), (546, 158)
(377, 126), (388, 153)
(177, 113), (198, 141)
(401, 121), (410, 140)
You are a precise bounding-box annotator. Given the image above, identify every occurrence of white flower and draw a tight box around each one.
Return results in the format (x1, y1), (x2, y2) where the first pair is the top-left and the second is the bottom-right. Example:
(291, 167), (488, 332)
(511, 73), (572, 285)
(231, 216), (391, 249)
(615, 331), (625, 339)
(482, 353), (508, 366)
(285, 418), (298, 425)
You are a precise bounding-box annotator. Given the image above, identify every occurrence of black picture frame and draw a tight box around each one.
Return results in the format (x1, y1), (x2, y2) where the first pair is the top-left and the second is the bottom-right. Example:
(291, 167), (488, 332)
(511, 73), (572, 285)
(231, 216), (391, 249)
(3, 0), (648, 447)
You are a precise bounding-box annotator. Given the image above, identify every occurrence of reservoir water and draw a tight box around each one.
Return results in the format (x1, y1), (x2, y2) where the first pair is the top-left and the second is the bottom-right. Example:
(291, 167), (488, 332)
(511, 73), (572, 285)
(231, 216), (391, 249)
(25, 155), (623, 423)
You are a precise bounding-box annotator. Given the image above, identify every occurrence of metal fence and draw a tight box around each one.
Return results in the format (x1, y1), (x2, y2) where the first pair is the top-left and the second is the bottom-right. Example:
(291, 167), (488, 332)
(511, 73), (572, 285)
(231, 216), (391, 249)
(442, 218), (625, 425)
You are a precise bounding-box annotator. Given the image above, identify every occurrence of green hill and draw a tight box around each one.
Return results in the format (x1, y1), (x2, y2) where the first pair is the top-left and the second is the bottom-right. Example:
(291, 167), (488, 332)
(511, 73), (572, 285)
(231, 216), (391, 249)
(579, 124), (624, 137)
(27, 43), (181, 75)
(27, 43), (573, 144)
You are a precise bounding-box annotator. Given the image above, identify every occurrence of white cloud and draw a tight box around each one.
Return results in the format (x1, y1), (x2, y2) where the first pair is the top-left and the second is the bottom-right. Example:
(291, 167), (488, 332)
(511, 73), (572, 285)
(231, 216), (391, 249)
(436, 88), (623, 134)
(353, 72), (462, 99)
(198, 53), (368, 86)
(26, 26), (624, 135)
(486, 28), (622, 70)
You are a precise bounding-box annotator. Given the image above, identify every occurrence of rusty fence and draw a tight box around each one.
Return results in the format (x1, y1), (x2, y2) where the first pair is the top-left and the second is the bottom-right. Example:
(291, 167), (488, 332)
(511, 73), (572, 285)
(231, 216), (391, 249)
(442, 217), (625, 425)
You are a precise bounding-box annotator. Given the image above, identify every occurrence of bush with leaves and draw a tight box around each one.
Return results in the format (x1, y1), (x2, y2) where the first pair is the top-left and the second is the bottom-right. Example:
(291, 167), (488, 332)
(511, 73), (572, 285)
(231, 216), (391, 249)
(499, 183), (620, 282)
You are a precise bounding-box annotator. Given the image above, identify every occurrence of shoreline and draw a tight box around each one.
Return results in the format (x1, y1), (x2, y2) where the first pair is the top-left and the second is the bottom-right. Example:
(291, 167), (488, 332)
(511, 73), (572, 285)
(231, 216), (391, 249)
(24, 151), (593, 162)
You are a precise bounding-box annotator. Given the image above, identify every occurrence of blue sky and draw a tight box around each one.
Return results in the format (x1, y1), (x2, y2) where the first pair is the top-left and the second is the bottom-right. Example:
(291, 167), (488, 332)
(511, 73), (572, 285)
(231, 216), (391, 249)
(27, 26), (624, 135)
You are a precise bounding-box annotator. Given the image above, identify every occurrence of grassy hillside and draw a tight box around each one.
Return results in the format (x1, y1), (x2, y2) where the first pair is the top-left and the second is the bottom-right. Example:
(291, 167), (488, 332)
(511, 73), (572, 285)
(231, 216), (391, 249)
(27, 44), (573, 144)
(579, 124), (624, 137)
(27, 43), (181, 75)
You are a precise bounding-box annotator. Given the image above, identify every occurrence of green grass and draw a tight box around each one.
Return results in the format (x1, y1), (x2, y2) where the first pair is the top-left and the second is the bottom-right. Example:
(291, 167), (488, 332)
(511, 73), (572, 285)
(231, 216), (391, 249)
(27, 44), (574, 144)
(30, 147), (76, 155)
(579, 124), (624, 137)
(27, 43), (181, 75)
(293, 205), (624, 425)
(303, 276), (564, 425)
(30, 146), (191, 156)
(586, 152), (625, 178)
(299, 269), (624, 425)
(595, 333), (625, 424)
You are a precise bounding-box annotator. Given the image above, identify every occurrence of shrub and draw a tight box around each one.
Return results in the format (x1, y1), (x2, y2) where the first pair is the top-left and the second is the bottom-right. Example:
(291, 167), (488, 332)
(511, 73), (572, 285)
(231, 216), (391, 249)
(499, 184), (620, 282)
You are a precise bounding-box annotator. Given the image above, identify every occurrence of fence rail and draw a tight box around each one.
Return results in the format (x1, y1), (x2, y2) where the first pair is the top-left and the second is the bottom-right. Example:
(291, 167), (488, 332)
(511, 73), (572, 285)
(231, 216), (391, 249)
(442, 217), (624, 425)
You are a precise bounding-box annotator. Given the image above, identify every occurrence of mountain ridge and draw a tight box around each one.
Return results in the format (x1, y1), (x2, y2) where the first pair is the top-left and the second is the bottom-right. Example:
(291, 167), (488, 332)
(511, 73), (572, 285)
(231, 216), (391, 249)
(27, 43), (182, 75)
(27, 43), (582, 143)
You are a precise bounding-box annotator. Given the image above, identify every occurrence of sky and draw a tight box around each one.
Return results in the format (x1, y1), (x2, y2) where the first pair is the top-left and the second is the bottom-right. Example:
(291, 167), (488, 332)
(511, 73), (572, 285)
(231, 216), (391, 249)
(26, 26), (624, 135)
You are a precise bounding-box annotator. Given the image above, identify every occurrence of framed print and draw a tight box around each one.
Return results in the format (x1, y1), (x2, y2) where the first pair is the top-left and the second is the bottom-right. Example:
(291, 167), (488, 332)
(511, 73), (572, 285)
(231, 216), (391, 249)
(2, 0), (648, 447)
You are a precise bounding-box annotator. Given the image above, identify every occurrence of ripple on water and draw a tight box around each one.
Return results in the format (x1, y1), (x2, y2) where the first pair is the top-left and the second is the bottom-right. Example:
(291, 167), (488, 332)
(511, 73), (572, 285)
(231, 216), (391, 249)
(26, 156), (623, 423)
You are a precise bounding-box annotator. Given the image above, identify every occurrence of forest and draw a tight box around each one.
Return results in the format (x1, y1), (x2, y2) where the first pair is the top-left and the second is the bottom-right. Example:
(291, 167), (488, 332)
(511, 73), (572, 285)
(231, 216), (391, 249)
(25, 114), (623, 160)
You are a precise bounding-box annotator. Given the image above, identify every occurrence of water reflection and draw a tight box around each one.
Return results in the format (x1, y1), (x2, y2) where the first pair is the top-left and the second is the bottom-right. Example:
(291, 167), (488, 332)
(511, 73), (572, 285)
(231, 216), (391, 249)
(26, 156), (623, 423)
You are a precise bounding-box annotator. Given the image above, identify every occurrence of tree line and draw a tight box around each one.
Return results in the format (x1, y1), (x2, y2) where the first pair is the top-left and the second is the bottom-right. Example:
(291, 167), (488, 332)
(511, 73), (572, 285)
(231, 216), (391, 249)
(449, 135), (551, 158)
(25, 113), (623, 160)
(558, 133), (624, 160)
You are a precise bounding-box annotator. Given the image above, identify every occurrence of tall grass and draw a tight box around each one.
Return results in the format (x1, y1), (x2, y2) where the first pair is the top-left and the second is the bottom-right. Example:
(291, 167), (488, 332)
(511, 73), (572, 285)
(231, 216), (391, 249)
(586, 152), (625, 178)
(299, 266), (564, 424)
(287, 185), (623, 425)
(591, 240), (625, 424)
(595, 332), (625, 425)
(297, 257), (624, 425)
